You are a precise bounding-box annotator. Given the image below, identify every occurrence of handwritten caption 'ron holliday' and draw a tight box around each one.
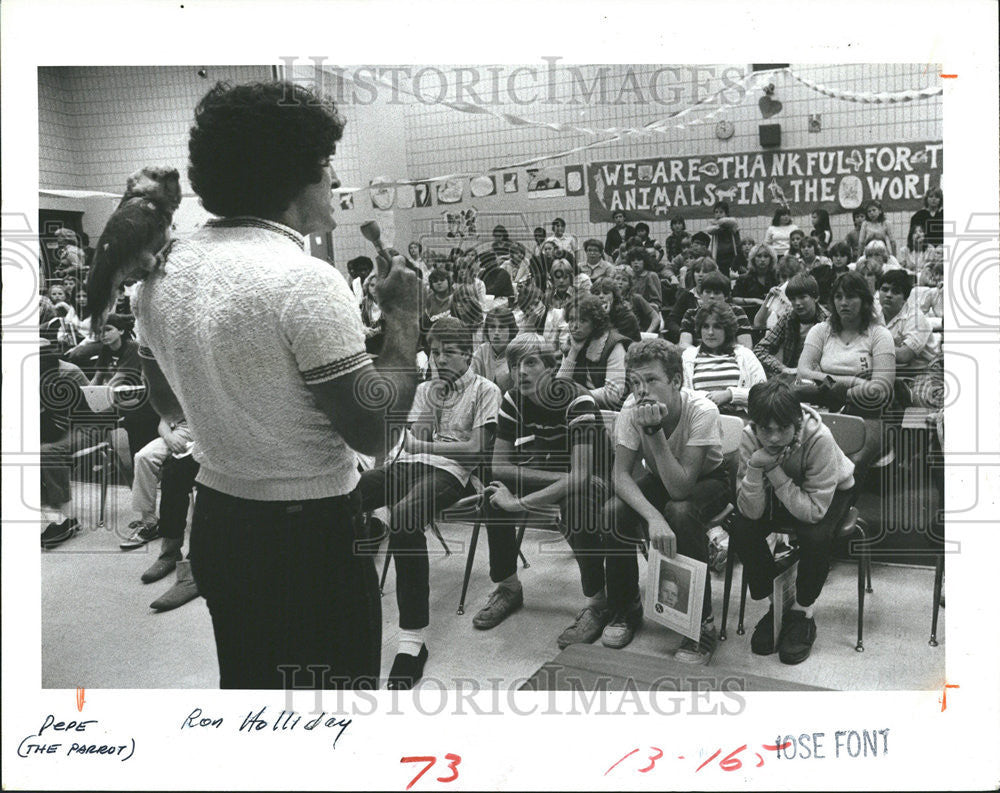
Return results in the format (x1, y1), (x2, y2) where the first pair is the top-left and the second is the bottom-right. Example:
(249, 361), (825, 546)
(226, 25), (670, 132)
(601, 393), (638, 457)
(182, 706), (353, 749)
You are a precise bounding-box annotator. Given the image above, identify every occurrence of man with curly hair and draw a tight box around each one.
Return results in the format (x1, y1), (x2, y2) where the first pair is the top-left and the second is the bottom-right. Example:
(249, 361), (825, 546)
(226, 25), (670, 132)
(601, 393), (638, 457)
(134, 80), (422, 690)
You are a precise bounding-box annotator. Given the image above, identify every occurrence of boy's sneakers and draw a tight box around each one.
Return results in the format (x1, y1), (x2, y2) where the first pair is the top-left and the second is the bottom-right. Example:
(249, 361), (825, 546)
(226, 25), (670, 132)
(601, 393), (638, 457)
(41, 518), (80, 549)
(708, 534), (729, 574)
(472, 586), (523, 630)
(120, 521), (160, 551)
(601, 601), (643, 649)
(778, 610), (817, 665)
(673, 619), (718, 665)
(751, 606), (777, 655)
(557, 606), (613, 649)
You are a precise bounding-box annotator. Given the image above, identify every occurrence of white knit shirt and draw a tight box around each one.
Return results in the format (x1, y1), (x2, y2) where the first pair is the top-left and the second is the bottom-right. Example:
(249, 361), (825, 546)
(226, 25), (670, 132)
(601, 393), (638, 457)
(135, 218), (369, 501)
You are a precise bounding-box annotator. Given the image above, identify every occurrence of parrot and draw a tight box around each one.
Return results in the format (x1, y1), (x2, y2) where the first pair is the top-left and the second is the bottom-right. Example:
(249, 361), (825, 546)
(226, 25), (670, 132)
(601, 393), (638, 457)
(86, 166), (181, 331)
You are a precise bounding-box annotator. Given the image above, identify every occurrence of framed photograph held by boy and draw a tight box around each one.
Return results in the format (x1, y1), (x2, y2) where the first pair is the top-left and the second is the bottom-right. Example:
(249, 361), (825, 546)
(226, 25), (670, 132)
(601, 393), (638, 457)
(645, 550), (707, 642)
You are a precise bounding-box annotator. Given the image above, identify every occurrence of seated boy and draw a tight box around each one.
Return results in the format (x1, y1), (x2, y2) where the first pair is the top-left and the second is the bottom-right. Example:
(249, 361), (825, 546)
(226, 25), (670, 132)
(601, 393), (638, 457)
(602, 339), (728, 661)
(753, 274), (830, 379)
(677, 272), (753, 349)
(358, 317), (501, 689)
(626, 247), (663, 313)
(472, 334), (615, 651)
(727, 378), (856, 664)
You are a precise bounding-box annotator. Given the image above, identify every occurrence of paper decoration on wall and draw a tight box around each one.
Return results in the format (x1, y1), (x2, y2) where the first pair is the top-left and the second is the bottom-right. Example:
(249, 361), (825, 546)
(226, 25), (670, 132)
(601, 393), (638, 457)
(369, 177), (396, 210)
(502, 172), (518, 193)
(396, 184), (416, 209)
(338, 193), (354, 211)
(809, 114), (822, 133)
(837, 175), (864, 210)
(758, 83), (783, 118)
(470, 175), (496, 197)
(437, 179), (464, 204)
(527, 166), (565, 199)
(413, 182), (433, 207)
(564, 165), (585, 197)
(443, 208), (478, 238)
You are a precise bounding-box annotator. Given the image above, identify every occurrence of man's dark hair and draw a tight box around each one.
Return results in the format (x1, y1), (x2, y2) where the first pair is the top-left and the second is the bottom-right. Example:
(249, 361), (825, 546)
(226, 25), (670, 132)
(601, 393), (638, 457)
(691, 231), (711, 247)
(700, 271), (731, 297)
(428, 315), (474, 355)
(785, 273), (820, 300)
(748, 378), (803, 433)
(188, 81), (345, 219)
(877, 268), (915, 300)
(634, 222), (650, 234)
(715, 200), (731, 215)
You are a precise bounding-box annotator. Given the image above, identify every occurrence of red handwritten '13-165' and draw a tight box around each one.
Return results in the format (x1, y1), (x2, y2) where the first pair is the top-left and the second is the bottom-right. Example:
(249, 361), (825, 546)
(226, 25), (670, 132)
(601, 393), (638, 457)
(401, 754), (461, 790)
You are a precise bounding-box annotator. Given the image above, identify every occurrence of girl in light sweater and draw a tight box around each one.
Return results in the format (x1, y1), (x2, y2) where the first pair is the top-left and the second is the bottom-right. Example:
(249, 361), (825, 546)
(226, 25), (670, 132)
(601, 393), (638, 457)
(763, 206), (800, 258)
(681, 301), (766, 414)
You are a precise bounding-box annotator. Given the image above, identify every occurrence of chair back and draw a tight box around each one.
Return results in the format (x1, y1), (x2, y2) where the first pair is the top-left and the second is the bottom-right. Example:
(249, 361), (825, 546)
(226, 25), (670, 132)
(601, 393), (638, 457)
(819, 412), (867, 463)
(599, 410), (619, 440)
(718, 414), (744, 456)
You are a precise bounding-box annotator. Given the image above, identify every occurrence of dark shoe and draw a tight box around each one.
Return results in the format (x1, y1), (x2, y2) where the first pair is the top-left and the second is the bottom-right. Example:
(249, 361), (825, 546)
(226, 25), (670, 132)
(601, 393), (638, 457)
(558, 605), (612, 649)
(751, 606), (776, 655)
(674, 620), (718, 665)
(778, 610), (817, 665)
(120, 520), (159, 551)
(141, 537), (184, 584)
(601, 601), (644, 649)
(41, 518), (80, 549)
(150, 560), (200, 611)
(472, 586), (523, 630)
(386, 644), (428, 690)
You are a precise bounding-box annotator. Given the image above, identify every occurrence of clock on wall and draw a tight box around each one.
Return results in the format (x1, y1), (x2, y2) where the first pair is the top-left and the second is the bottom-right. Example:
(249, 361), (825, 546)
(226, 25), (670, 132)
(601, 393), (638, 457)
(715, 120), (735, 140)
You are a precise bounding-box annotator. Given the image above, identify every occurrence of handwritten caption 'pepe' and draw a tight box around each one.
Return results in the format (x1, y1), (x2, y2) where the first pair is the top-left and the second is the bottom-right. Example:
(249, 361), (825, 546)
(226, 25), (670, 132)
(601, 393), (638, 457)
(182, 706), (352, 749)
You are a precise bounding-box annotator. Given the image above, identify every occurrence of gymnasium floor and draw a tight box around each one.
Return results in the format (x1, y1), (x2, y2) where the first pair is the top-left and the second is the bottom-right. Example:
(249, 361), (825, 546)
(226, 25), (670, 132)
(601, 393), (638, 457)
(40, 482), (945, 691)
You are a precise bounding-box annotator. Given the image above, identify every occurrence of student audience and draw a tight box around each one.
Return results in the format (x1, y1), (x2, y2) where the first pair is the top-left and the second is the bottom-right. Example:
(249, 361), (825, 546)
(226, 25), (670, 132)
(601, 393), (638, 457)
(45, 177), (947, 680)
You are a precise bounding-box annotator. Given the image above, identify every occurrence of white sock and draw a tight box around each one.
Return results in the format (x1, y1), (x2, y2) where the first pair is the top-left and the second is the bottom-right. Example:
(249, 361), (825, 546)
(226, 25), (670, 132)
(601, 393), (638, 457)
(497, 573), (521, 593)
(707, 526), (726, 544)
(586, 589), (608, 610)
(791, 601), (814, 618)
(396, 629), (425, 657)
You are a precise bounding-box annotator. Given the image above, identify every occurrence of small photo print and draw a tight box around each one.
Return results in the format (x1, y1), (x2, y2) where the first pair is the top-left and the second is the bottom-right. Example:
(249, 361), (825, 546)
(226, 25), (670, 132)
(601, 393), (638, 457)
(645, 550), (706, 642)
(338, 193), (354, 211)
(502, 172), (518, 193)
(413, 182), (433, 207)
(656, 559), (691, 614)
(526, 166), (565, 198)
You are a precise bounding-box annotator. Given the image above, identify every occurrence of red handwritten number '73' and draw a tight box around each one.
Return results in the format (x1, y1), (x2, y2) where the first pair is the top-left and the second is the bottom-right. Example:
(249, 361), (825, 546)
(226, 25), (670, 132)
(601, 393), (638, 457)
(401, 754), (462, 790)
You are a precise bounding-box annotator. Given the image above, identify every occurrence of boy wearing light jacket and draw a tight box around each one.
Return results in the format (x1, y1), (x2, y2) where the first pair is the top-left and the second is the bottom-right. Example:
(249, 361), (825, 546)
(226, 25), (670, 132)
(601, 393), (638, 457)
(727, 378), (855, 665)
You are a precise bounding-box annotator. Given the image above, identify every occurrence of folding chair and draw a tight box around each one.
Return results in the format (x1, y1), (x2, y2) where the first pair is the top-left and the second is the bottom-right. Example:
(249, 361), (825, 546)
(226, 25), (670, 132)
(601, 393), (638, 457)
(720, 412), (873, 652)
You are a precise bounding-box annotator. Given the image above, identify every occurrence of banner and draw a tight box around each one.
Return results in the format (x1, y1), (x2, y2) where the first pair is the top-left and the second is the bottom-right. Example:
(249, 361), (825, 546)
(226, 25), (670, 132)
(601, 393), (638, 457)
(587, 140), (943, 222)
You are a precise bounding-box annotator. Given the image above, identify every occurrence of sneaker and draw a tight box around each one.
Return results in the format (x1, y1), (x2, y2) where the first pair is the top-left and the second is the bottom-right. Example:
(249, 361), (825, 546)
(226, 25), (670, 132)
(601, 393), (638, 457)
(119, 520), (159, 551)
(472, 586), (523, 630)
(41, 518), (80, 549)
(751, 606), (777, 655)
(557, 605), (613, 649)
(777, 610), (816, 665)
(601, 601), (643, 649)
(708, 535), (729, 574)
(673, 620), (718, 665)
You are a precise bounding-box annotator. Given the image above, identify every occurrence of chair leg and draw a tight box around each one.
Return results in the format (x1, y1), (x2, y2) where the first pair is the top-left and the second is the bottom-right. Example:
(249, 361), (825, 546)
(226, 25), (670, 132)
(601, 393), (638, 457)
(930, 552), (944, 647)
(98, 448), (110, 528)
(720, 538), (736, 641)
(429, 520), (451, 556)
(379, 540), (392, 596)
(515, 521), (529, 569)
(737, 568), (748, 635)
(855, 529), (866, 653)
(457, 518), (481, 615)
